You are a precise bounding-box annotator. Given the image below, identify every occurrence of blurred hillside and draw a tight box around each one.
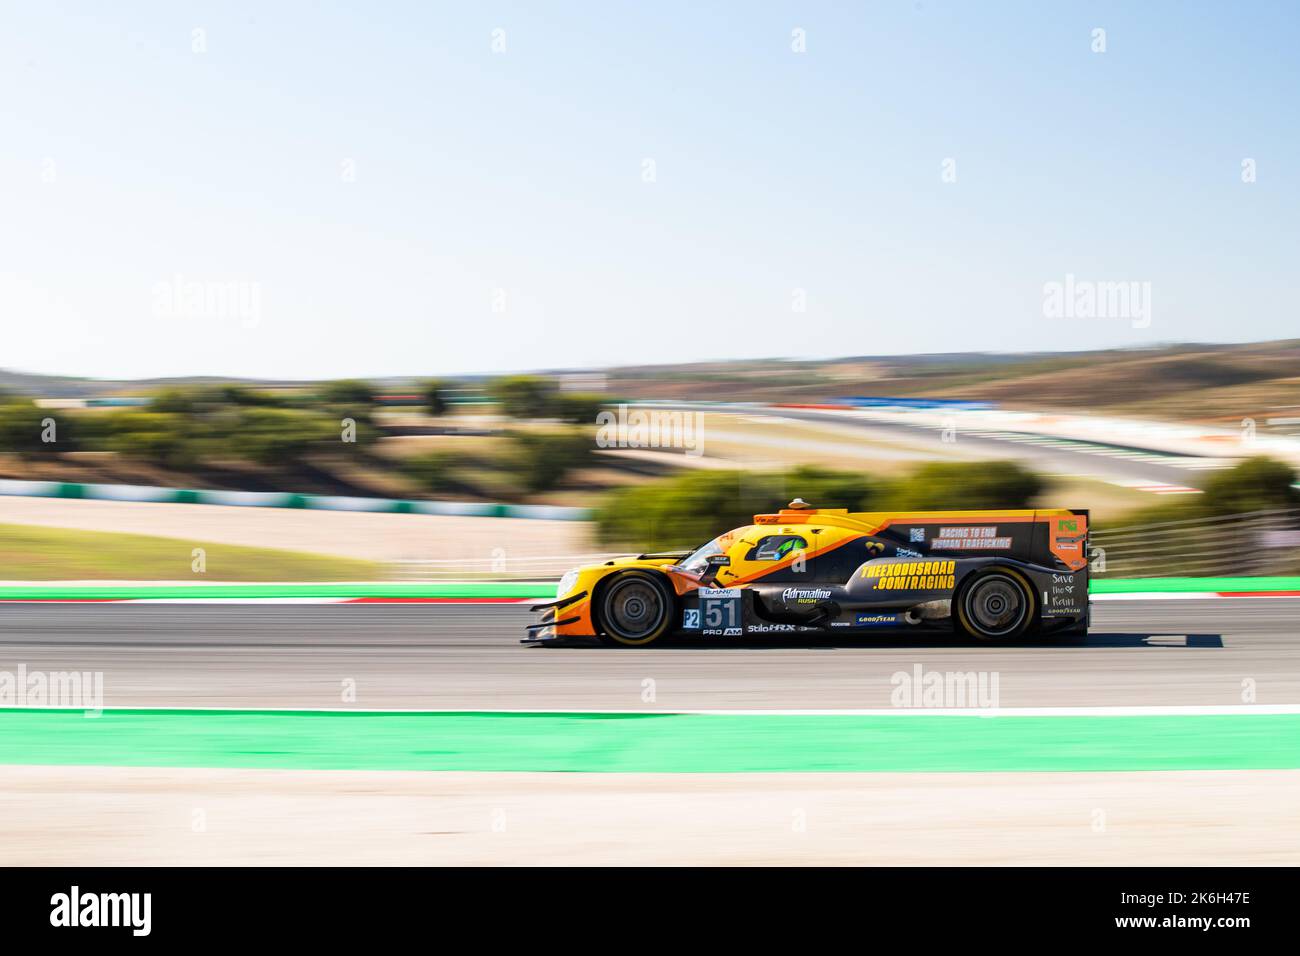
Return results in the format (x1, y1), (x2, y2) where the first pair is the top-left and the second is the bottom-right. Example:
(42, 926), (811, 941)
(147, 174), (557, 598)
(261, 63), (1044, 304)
(4, 342), (1300, 523)
(601, 339), (1300, 426)
(6, 340), (1300, 429)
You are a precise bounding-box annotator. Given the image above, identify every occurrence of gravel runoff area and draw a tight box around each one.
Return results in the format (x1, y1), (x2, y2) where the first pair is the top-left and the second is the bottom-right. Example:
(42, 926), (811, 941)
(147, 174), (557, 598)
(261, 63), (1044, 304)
(2, 765), (1296, 866)
(0, 494), (593, 564)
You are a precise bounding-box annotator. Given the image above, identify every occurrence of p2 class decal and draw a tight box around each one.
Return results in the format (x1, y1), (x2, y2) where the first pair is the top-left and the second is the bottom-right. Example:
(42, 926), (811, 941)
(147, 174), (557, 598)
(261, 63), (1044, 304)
(682, 608), (701, 629)
(699, 587), (743, 635)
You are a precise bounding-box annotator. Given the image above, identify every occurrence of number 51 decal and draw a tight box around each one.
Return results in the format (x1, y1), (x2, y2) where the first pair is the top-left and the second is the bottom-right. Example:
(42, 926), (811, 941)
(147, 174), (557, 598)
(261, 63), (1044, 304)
(699, 588), (742, 635)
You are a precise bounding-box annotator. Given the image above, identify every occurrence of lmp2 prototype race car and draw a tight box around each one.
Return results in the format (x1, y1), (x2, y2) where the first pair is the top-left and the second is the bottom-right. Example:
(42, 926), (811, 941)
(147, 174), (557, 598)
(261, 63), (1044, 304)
(526, 501), (1090, 646)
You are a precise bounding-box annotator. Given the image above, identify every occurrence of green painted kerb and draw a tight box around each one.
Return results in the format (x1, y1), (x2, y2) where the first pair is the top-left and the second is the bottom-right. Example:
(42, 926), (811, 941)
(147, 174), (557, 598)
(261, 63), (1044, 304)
(1, 709), (1297, 773)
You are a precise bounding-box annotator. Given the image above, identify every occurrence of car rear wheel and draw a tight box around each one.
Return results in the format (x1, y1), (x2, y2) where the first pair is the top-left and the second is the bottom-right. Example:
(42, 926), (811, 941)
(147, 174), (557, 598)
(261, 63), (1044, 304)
(596, 571), (675, 647)
(956, 569), (1034, 641)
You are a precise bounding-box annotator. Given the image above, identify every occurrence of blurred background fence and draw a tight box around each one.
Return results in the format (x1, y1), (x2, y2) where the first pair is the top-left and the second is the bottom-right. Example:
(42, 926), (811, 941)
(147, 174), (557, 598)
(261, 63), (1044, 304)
(386, 553), (621, 582)
(1090, 508), (1300, 579)
(388, 507), (1300, 581)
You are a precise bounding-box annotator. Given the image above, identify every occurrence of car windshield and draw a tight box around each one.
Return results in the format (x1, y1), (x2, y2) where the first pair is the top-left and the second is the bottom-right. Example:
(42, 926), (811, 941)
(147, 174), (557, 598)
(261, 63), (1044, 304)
(680, 536), (724, 573)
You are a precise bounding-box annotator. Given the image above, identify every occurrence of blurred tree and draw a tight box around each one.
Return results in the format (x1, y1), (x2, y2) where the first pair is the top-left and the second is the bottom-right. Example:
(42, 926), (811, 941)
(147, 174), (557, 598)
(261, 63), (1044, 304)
(503, 429), (593, 494)
(420, 379), (451, 417)
(1201, 457), (1298, 514)
(0, 399), (66, 454)
(489, 375), (557, 419)
(594, 462), (1046, 551)
(317, 379), (375, 407)
(149, 388), (203, 415)
(229, 407), (339, 466)
(886, 460), (1042, 510)
(315, 379), (376, 428)
(595, 470), (788, 552)
(402, 450), (458, 493)
(100, 411), (197, 469)
(549, 392), (606, 424)
(785, 465), (877, 511)
(218, 385), (287, 407)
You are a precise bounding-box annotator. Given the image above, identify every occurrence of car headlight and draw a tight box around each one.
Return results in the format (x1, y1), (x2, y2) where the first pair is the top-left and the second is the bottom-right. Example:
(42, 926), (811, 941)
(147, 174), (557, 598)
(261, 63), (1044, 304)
(556, 569), (580, 599)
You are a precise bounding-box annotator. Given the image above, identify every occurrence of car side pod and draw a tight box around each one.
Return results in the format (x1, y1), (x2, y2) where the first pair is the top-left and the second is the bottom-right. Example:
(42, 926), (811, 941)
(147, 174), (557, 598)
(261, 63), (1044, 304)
(522, 591), (587, 645)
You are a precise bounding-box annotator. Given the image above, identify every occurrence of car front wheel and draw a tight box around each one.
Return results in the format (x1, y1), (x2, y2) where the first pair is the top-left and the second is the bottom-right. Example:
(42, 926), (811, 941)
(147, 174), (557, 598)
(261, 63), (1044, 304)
(596, 571), (675, 647)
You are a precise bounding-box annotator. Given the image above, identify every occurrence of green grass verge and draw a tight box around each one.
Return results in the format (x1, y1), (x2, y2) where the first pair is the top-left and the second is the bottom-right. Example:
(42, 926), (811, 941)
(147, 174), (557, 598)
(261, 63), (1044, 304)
(1, 709), (1297, 773)
(0, 523), (381, 582)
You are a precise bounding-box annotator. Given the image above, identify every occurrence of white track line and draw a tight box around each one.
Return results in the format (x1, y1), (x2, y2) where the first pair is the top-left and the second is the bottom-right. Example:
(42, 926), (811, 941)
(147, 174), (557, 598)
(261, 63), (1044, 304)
(0, 593), (1290, 604)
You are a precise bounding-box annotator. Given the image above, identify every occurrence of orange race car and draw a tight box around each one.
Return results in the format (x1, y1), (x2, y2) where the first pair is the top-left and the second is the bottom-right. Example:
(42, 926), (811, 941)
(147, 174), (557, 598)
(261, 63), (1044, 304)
(526, 501), (1089, 646)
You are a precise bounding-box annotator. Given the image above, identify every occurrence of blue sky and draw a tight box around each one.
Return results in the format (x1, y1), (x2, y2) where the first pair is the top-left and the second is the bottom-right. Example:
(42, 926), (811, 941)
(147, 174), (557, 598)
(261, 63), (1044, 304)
(2, 1), (1298, 379)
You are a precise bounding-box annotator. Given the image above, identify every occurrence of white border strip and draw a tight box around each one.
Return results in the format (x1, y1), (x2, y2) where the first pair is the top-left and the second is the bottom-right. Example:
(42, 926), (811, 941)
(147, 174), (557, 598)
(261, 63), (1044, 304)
(1090, 592), (1221, 601)
(14, 704), (1300, 717)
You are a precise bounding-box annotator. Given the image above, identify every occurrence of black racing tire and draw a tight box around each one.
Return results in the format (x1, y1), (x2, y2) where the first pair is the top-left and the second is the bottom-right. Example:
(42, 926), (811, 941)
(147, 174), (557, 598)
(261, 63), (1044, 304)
(594, 571), (676, 647)
(955, 568), (1035, 642)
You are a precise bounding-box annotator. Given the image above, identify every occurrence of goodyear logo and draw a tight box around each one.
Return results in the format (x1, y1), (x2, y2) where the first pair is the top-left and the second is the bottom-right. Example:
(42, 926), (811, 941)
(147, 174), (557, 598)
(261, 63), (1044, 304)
(855, 613), (901, 626)
(862, 560), (956, 591)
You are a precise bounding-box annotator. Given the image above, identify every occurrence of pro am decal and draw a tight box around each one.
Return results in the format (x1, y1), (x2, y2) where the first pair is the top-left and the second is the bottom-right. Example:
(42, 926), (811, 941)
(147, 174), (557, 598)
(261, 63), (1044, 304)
(930, 526), (1011, 550)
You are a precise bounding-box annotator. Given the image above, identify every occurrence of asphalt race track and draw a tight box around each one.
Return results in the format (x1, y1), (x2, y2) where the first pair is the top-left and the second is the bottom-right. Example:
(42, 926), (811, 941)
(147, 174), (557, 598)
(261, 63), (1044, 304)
(659, 402), (1223, 488)
(1, 598), (1297, 710)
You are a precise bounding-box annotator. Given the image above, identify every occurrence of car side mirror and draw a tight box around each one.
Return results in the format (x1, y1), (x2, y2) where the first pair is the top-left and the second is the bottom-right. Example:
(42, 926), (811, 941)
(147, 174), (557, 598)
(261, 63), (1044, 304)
(701, 554), (730, 585)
